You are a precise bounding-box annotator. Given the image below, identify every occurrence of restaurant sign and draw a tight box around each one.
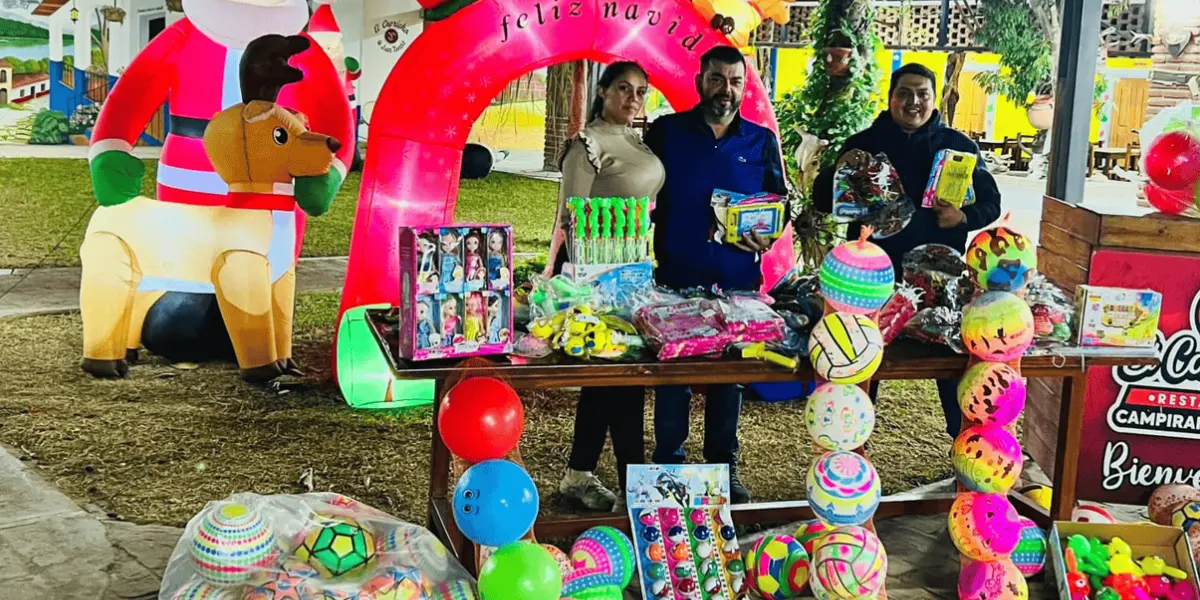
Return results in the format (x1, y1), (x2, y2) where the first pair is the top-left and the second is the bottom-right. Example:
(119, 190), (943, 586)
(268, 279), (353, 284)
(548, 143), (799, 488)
(1076, 249), (1200, 504)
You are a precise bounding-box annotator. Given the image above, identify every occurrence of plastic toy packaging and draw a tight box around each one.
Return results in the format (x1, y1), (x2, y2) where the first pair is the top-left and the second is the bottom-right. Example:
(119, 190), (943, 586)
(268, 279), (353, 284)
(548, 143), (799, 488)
(527, 305), (644, 360)
(921, 149), (978, 208)
(158, 492), (475, 600)
(707, 296), (786, 344)
(902, 305), (964, 353)
(710, 188), (787, 244)
(831, 149), (914, 239)
(877, 282), (923, 345)
(1025, 273), (1074, 344)
(635, 297), (733, 360)
(528, 274), (596, 320)
(902, 243), (969, 310)
(564, 196), (654, 264)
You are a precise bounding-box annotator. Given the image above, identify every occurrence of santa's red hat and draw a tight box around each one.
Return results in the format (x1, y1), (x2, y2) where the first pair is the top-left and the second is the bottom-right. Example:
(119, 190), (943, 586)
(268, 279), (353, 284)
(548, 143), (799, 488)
(308, 2), (340, 36)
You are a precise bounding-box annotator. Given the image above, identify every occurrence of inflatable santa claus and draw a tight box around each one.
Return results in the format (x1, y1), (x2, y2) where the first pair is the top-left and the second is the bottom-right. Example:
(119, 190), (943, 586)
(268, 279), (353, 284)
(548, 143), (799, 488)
(307, 0), (363, 169)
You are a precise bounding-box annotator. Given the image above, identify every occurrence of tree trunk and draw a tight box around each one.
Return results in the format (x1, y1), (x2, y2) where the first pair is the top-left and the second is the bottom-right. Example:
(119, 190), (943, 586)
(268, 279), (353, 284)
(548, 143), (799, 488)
(941, 51), (965, 127)
(568, 60), (587, 137)
(543, 63), (574, 172)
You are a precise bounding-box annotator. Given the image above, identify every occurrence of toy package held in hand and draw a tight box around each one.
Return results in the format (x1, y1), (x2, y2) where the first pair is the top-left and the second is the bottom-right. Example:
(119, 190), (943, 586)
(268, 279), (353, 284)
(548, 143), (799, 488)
(831, 149), (914, 239)
(902, 243), (969, 310)
(159, 492), (475, 600)
(635, 297), (733, 360)
(624, 464), (746, 600)
(710, 188), (787, 244)
(921, 149), (978, 208)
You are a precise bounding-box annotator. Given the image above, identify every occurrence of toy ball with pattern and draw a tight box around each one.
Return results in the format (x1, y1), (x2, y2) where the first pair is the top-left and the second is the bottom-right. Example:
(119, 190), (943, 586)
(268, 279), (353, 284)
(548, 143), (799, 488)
(1072, 503), (1116, 524)
(171, 581), (238, 600)
(806, 451), (881, 527)
(377, 526), (451, 577)
(809, 313), (885, 385)
(1011, 517), (1048, 577)
(564, 526), (636, 593)
(958, 559), (1029, 600)
(805, 383), (876, 451)
(951, 425), (1024, 494)
(812, 526), (887, 599)
(794, 519), (834, 557)
(1170, 502), (1200, 534)
(957, 362), (1027, 427)
(744, 535), (809, 599)
(819, 237), (896, 315)
(966, 226), (1038, 293)
(541, 544), (573, 578)
(961, 292), (1035, 362)
(1149, 485), (1200, 525)
(363, 565), (426, 600)
(948, 492), (1022, 561)
(242, 561), (320, 600)
(189, 502), (279, 586)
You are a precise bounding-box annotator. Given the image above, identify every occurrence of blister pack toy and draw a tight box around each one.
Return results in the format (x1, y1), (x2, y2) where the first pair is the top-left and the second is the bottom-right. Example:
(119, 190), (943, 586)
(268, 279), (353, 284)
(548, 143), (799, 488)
(626, 465), (747, 600)
(831, 150), (914, 239)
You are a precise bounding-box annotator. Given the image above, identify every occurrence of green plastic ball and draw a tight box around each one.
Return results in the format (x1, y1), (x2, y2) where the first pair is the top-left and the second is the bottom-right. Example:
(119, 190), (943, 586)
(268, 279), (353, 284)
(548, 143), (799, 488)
(479, 542), (562, 600)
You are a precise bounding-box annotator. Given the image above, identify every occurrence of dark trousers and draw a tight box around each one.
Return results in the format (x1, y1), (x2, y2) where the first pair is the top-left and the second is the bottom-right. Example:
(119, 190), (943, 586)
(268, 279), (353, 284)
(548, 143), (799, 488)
(869, 379), (963, 439)
(568, 386), (646, 489)
(652, 384), (742, 466)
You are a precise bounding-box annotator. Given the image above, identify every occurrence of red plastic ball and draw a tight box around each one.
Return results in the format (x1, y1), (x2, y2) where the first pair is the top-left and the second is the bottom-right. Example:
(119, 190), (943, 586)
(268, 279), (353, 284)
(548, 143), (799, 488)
(1145, 131), (1200, 191)
(1145, 183), (1195, 215)
(438, 377), (524, 462)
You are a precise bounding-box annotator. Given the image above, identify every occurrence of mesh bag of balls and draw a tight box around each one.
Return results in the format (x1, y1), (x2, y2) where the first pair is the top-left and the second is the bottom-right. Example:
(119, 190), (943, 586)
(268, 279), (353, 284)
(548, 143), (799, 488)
(160, 492), (476, 600)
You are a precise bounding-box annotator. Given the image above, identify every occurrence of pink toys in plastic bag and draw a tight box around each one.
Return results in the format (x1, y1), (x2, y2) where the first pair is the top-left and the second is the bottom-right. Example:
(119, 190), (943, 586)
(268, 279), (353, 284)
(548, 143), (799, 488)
(708, 296), (786, 344)
(635, 298), (732, 360)
(877, 283), (923, 344)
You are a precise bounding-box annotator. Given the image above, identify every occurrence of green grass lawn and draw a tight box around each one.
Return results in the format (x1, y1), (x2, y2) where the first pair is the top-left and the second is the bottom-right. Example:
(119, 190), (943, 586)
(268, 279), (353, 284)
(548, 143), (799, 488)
(0, 159), (559, 269)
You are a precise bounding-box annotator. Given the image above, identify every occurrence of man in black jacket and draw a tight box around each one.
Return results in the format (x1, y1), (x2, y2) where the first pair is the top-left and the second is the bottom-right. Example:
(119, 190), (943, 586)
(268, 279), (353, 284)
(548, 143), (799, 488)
(813, 63), (1003, 439)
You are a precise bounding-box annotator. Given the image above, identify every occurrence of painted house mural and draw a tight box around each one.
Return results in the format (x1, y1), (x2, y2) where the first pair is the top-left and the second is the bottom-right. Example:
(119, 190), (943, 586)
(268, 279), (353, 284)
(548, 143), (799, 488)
(0, 2), (78, 142)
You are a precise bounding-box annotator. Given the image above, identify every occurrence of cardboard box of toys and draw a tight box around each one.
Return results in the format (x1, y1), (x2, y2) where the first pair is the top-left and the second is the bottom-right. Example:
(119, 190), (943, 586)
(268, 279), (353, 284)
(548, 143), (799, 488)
(1049, 521), (1199, 599)
(1074, 285), (1163, 348)
(398, 225), (514, 360)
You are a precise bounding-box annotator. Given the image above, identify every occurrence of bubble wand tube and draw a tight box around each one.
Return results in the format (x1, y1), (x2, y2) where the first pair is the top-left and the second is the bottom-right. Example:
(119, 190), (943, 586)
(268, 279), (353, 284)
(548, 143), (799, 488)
(587, 198), (601, 265)
(567, 196), (588, 264)
(598, 197), (614, 264)
(638, 196), (653, 261)
(613, 197), (629, 263)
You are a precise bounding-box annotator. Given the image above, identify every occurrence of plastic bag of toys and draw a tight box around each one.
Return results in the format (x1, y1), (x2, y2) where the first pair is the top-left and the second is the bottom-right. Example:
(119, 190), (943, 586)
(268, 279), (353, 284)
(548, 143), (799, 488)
(528, 274), (595, 320)
(767, 270), (825, 354)
(707, 295), (786, 344)
(902, 244), (969, 309)
(527, 305), (644, 359)
(831, 150), (915, 239)
(902, 305), (964, 353)
(1025, 274), (1075, 344)
(634, 297), (733, 360)
(159, 492), (475, 600)
(877, 282), (923, 345)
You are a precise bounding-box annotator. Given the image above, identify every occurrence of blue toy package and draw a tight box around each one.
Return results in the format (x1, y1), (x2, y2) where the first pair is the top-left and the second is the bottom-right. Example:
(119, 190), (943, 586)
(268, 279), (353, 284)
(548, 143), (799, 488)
(710, 189), (787, 244)
(562, 262), (654, 317)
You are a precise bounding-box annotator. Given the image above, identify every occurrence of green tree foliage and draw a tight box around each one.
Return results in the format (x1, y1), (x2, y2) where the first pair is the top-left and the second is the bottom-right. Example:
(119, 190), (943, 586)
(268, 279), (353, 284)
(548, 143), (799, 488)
(973, 0), (1052, 107)
(2, 56), (51, 74)
(29, 110), (69, 145)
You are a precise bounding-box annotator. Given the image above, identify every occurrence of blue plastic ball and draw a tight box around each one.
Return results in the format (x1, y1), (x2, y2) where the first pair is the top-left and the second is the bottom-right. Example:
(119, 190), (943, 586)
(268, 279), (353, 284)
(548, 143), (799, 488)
(720, 525), (736, 541)
(452, 459), (539, 547)
(641, 527), (661, 543)
(694, 526), (711, 540)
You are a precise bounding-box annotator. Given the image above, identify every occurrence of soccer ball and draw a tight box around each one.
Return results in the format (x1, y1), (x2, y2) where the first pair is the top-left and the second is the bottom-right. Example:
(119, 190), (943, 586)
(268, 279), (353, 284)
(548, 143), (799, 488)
(293, 516), (377, 579)
(1172, 502), (1200, 533)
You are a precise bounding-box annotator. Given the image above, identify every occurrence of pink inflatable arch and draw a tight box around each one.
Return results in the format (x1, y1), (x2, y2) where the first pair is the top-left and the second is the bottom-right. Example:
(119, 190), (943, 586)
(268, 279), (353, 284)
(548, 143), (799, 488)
(339, 0), (795, 322)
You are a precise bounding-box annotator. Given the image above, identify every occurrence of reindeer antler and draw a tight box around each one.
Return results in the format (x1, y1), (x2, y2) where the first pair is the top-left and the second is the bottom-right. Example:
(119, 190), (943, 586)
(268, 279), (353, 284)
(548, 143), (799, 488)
(240, 34), (310, 104)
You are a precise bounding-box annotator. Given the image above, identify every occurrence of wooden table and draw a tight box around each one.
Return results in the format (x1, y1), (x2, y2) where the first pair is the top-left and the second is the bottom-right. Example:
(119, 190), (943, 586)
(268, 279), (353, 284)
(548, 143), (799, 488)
(368, 312), (1157, 570)
(977, 138), (1006, 153)
(1089, 146), (1130, 179)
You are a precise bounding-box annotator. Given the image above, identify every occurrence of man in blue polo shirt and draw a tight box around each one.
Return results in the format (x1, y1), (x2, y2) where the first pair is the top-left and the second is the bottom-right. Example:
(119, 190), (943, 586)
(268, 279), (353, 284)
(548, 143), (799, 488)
(643, 45), (787, 503)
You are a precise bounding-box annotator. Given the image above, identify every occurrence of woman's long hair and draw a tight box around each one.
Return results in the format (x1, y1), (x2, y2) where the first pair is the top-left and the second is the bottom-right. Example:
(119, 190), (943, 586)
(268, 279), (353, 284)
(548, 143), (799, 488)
(588, 61), (649, 122)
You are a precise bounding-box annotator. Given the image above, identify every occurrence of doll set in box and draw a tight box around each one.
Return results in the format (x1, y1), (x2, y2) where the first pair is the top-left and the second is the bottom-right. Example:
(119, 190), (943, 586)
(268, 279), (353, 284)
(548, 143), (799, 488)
(399, 225), (514, 360)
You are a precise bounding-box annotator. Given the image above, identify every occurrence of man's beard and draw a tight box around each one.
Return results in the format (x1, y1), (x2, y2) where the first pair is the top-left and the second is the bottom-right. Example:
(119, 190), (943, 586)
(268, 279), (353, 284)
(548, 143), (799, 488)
(703, 93), (740, 118)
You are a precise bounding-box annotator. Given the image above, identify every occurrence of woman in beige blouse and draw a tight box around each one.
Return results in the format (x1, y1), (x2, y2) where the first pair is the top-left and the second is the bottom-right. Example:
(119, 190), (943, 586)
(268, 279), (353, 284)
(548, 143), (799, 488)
(551, 61), (665, 513)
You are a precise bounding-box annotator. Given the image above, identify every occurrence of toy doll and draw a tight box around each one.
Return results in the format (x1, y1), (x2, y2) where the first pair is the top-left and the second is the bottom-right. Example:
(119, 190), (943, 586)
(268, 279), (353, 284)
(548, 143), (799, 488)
(416, 299), (436, 349)
(464, 231), (487, 290)
(487, 229), (509, 289)
(441, 295), (460, 344)
(417, 233), (439, 292)
(464, 293), (485, 342)
(487, 294), (506, 343)
(440, 230), (464, 292)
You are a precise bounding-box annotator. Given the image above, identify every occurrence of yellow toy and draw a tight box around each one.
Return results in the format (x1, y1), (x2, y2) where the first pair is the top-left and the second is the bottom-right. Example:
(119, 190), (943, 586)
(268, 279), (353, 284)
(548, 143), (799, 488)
(691, 0), (790, 49)
(529, 306), (640, 359)
(739, 342), (798, 370)
(1139, 556), (1188, 580)
(1022, 486), (1053, 510)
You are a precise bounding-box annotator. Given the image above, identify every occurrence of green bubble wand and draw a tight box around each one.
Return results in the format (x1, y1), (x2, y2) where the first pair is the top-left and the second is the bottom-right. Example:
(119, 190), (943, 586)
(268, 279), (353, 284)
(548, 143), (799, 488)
(597, 197), (614, 264)
(638, 196), (653, 262)
(587, 198), (601, 265)
(612, 197), (629, 263)
(567, 196), (587, 264)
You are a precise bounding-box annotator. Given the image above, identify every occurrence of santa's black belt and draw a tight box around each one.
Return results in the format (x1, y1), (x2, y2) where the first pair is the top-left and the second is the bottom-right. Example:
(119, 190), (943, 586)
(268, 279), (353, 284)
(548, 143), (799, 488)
(168, 115), (210, 139)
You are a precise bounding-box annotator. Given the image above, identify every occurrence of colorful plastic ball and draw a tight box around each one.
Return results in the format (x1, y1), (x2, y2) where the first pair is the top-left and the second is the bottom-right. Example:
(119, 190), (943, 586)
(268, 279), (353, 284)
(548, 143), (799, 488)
(376, 527), (451, 577)
(661, 510), (681, 527)
(961, 292), (1035, 362)
(812, 526), (887, 599)
(966, 226), (1038, 293)
(819, 237), (896, 314)
(452, 459), (539, 547)
(637, 510), (656, 527)
(794, 519), (833, 557)
(744, 535), (809, 599)
(293, 516), (376, 580)
(695, 526), (712, 540)
(690, 510), (707, 526)
(957, 362), (1027, 427)
(425, 580), (477, 600)
(648, 562), (667, 580)
(641, 527), (660, 543)
(1170, 502), (1200, 533)
(951, 425), (1024, 494)
(809, 313), (885, 385)
(1011, 517), (1048, 577)
(438, 376), (524, 463)
(674, 563), (693, 578)
(647, 543), (665, 561)
(363, 565), (426, 600)
(242, 561), (320, 600)
(727, 557), (745, 575)
(190, 502), (280, 587)
(672, 543), (691, 561)
(667, 525), (686, 543)
(948, 492), (1022, 561)
(1145, 182), (1196, 215)
(1145, 131), (1200, 191)
(1149, 485), (1200, 525)
(958, 558), (1029, 599)
(806, 451), (881, 527)
(564, 526), (635, 592)
(805, 382), (875, 452)
(541, 544), (573, 579)
(171, 581), (238, 600)
(1072, 503), (1116, 524)
(479, 542), (562, 600)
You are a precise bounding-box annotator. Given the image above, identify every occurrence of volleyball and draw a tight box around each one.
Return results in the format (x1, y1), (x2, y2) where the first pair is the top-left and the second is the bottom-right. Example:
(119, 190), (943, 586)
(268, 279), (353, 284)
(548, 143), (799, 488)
(812, 526), (887, 599)
(809, 313), (885, 385)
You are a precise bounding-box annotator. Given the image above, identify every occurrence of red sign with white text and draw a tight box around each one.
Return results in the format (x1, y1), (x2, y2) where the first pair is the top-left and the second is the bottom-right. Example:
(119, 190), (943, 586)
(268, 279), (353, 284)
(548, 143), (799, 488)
(1075, 249), (1200, 504)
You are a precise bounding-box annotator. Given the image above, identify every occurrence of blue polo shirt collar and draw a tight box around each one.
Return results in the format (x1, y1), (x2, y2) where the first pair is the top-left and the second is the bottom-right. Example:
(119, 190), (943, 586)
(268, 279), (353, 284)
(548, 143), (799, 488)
(686, 106), (746, 137)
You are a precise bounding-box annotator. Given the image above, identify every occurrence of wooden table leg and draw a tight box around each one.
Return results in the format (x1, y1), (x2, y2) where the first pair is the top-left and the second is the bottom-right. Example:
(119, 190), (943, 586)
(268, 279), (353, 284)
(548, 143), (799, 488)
(427, 379), (473, 564)
(1050, 373), (1085, 523)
